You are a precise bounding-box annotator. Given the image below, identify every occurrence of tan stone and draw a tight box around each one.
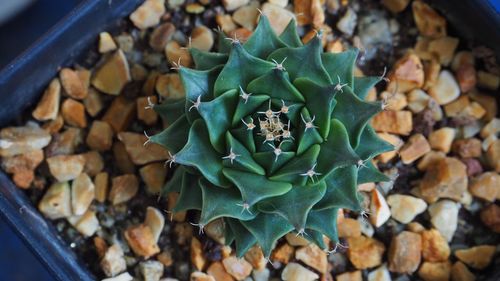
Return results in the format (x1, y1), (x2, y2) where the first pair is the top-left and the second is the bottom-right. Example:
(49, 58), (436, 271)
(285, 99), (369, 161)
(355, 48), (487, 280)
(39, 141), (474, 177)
(428, 70), (460, 105)
(477, 71), (500, 90)
(232, 2), (259, 30)
(376, 133), (402, 163)
(87, 121), (113, 151)
(207, 262), (234, 281)
(455, 64), (477, 92)
(101, 244), (126, 277)
(83, 88), (104, 117)
(455, 245), (496, 269)
(295, 243), (328, 273)
(118, 132), (170, 165)
(347, 236), (386, 269)
(452, 138), (482, 158)
(428, 127), (455, 153)
(61, 98), (87, 128)
(33, 78), (61, 121)
(417, 150), (446, 171)
(149, 22), (175, 51)
(157, 251), (173, 267)
(400, 134), (431, 164)
(94, 172), (109, 203)
(191, 25), (214, 52)
(428, 200), (459, 241)
(113, 142), (136, 174)
(407, 89), (431, 113)
(80, 151), (104, 179)
(423, 59), (441, 90)
(281, 262), (319, 281)
(139, 163), (167, 194)
(388, 231), (422, 273)
(262, 3), (295, 35)
(0, 126), (51, 157)
(285, 232), (309, 246)
(412, 0), (446, 38)
(428, 37), (459, 66)
(407, 222), (426, 233)
(419, 157), (468, 203)
(451, 261), (475, 281)
(421, 229), (450, 262)
(486, 139), (500, 172)
(129, 0), (165, 30)
(46, 154), (85, 182)
(191, 237), (207, 271)
(294, 0), (312, 26)
(382, 0), (410, 13)
(222, 256), (252, 280)
(165, 41), (192, 68)
(155, 73), (185, 99)
(271, 242), (294, 264)
(338, 218), (361, 238)
(109, 174), (139, 205)
(204, 219), (225, 244)
(244, 244), (266, 271)
(102, 97), (136, 133)
(418, 261), (451, 281)
(336, 270), (362, 281)
(216, 14), (238, 33)
(387, 53), (424, 93)
(166, 192), (187, 222)
(370, 189), (391, 227)
(67, 210), (99, 237)
(481, 118), (500, 139)
(38, 182), (72, 219)
(469, 172), (500, 202)
(98, 32), (117, 53)
(42, 114), (64, 134)
(45, 127), (82, 157)
(228, 28), (253, 44)
(71, 173), (95, 215)
(387, 194), (427, 224)
(91, 50), (131, 95)
(137, 96), (158, 125)
(124, 224), (160, 258)
(59, 68), (87, 100)
(144, 207), (164, 243)
(191, 271), (216, 281)
(372, 110), (413, 135)
(480, 204), (500, 233)
(380, 91), (408, 111)
(1, 149), (44, 175)
(469, 91), (497, 121)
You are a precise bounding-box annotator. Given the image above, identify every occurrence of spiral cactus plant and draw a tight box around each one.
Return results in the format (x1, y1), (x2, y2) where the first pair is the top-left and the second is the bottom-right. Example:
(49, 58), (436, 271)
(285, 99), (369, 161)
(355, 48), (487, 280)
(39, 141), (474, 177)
(150, 16), (393, 257)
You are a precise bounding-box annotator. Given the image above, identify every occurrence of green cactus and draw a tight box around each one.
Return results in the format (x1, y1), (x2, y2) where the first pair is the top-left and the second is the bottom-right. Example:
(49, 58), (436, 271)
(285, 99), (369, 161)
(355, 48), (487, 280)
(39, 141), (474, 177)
(150, 16), (393, 258)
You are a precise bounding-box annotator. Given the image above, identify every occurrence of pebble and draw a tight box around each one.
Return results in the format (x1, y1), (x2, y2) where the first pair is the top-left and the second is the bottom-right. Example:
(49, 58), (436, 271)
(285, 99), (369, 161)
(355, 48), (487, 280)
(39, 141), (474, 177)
(139, 163), (167, 194)
(281, 262), (319, 281)
(480, 204), (500, 233)
(94, 172), (109, 203)
(98, 32), (117, 53)
(285, 232), (309, 246)
(370, 189), (391, 227)
(244, 244), (266, 271)
(109, 174), (139, 205)
(38, 182), (72, 219)
(388, 231), (422, 274)
(137, 96), (159, 125)
(382, 0), (410, 13)
(45, 127), (82, 157)
(469, 172), (500, 202)
(428, 71), (460, 105)
(428, 37), (459, 66)
(101, 244), (127, 277)
(337, 8), (358, 36)
(0, 125), (51, 157)
(102, 272), (133, 281)
(155, 73), (185, 99)
(371, 110), (413, 136)
(222, 256), (253, 280)
(418, 261), (451, 281)
(61, 98), (87, 128)
(407, 89), (430, 114)
(149, 23), (175, 51)
(261, 3), (295, 35)
(165, 41), (192, 68)
(71, 173), (95, 216)
(113, 142), (135, 174)
(368, 264), (391, 281)
(295, 243), (327, 273)
(124, 224), (160, 258)
(83, 88), (104, 117)
(91, 50), (131, 95)
(1, 149), (43, 188)
(102, 97), (136, 133)
(222, 0), (250, 11)
(451, 261), (475, 281)
(428, 127), (455, 153)
(82, 150), (104, 177)
(144, 207), (164, 243)
(190, 271), (215, 281)
(428, 200), (460, 241)
(419, 157), (468, 203)
(399, 134), (431, 164)
(232, 2), (259, 30)
(412, 0), (447, 38)
(452, 138), (482, 158)
(129, 0), (165, 30)
(191, 237), (207, 271)
(140, 260), (164, 281)
(486, 140), (500, 172)
(338, 218), (361, 238)
(421, 229), (450, 262)
(454, 245), (496, 270)
(216, 14), (238, 33)
(387, 194), (427, 224)
(46, 154), (85, 182)
(32, 78), (61, 121)
(67, 210), (99, 237)
(336, 270), (362, 281)
(87, 121), (114, 151)
(207, 262), (234, 281)
(347, 236), (386, 269)
(59, 68), (88, 100)
(204, 218), (225, 244)
(191, 26), (214, 52)
(387, 53), (424, 93)
(118, 132), (170, 165)
(358, 216), (375, 237)
(271, 242), (294, 264)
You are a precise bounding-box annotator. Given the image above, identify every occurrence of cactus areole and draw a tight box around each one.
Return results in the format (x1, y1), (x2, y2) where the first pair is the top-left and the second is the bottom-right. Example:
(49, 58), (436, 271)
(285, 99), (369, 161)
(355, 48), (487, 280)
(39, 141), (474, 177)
(151, 16), (393, 257)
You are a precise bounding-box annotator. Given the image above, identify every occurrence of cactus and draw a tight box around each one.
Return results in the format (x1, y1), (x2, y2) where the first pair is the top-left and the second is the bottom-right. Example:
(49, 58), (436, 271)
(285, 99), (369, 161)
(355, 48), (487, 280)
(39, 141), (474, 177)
(150, 16), (393, 257)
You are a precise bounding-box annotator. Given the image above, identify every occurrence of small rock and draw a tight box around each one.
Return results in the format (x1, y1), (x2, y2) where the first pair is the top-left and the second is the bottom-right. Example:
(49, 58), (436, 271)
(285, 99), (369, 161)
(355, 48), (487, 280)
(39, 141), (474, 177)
(281, 262), (319, 281)
(387, 194), (427, 224)
(469, 172), (500, 202)
(165, 41), (192, 68)
(418, 261), (451, 281)
(380, 91), (408, 111)
(452, 138), (482, 158)
(45, 127), (82, 157)
(423, 58), (441, 90)
(454, 245), (496, 269)
(109, 174), (139, 205)
(1, 149), (44, 188)
(207, 262), (234, 281)
(191, 237), (207, 271)
(372, 110), (413, 135)
(149, 23), (175, 51)
(113, 142), (136, 174)
(190, 271), (215, 281)
(407, 89), (430, 114)
(285, 232), (309, 246)
(222, 0), (250, 11)
(233, 2), (259, 30)
(0, 125), (51, 157)
(387, 53), (424, 93)
(185, 3), (204, 14)
(124, 224), (160, 258)
(399, 134), (431, 164)
(140, 260), (164, 281)
(480, 118), (500, 139)
(102, 97), (136, 133)
(338, 218), (361, 238)
(94, 172), (109, 203)
(157, 250), (174, 267)
(32, 78), (61, 121)
(336, 270), (362, 281)
(388, 231), (422, 274)
(421, 229), (450, 262)
(368, 264), (391, 281)
(417, 151), (446, 171)
(271, 242), (294, 264)
(295, 243), (328, 273)
(67, 210), (99, 237)
(139, 163), (167, 194)
(144, 207), (164, 243)
(252, 268), (270, 281)
(419, 157), (468, 203)
(477, 71), (500, 90)
(61, 98), (87, 128)
(382, 0), (410, 13)
(455, 64), (477, 92)
(377, 133), (402, 163)
(87, 121), (114, 152)
(412, 0), (446, 38)
(428, 37), (459, 66)
(71, 173), (95, 215)
(480, 204), (500, 233)
(155, 73), (184, 99)
(101, 244), (127, 277)
(244, 244), (266, 271)
(82, 151), (104, 178)
(91, 50), (131, 95)
(428, 70), (460, 105)
(129, 0), (165, 30)
(223, 256), (252, 281)
(38, 182), (72, 219)
(347, 236), (386, 269)
(59, 68), (88, 100)
(191, 26), (214, 52)
(102, 272), (133, 281)
(216, 14), (238, 33)
(486, 140), (500, 172)
(337, 8), (357, 36)
(137, 96), (159, 125)
(98, 32), (117, 53)
(370, 189), (391, 227)
(83, 88), (104, 117)
(261, 3), (294, 35)
(118, 132), (170, 165)
(451, 261), (476, 281)
(428, 200), (460, 241)
(46, 154), (85, 182)
(428, 127), (455, 153)
(204, 218), (225, 244)
(42, 114), (64, 134)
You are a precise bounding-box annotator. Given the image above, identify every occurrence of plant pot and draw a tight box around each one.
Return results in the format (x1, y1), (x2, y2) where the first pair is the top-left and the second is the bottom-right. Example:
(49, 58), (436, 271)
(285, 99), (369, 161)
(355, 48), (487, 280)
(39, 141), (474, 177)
(0, 0), (498, 280)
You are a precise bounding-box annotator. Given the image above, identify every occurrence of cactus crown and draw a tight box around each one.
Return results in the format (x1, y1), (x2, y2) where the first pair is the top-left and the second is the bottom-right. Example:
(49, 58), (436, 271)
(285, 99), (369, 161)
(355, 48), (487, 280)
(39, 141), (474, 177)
(152, 16), (393, 257)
